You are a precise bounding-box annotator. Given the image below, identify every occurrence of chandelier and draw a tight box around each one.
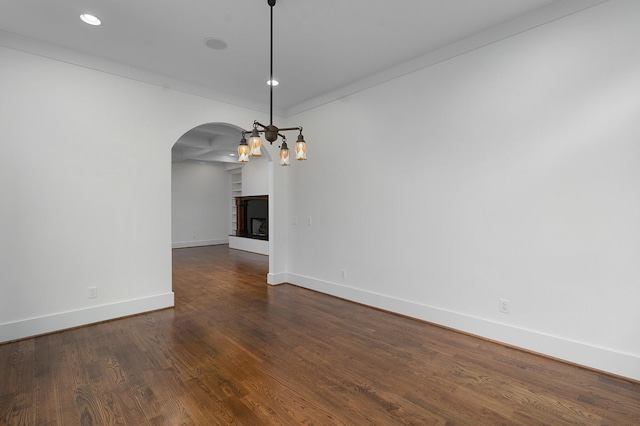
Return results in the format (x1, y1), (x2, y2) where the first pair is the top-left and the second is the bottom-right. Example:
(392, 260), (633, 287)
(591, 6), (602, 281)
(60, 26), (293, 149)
(237, 0), (307, 166)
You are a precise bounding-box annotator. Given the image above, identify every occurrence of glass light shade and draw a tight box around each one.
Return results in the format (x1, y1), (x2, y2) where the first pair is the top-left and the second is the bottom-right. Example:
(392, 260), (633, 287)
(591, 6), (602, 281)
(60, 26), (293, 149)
(237, 140), (250, 163)
(279, 143), (290, 166)
(295, 135), (307, 161)
(249, 129), (262, 157)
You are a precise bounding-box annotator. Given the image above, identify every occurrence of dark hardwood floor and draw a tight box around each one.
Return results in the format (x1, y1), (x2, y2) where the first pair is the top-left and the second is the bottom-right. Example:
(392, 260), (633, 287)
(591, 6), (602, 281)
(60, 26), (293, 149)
(1, 245), (639, 425)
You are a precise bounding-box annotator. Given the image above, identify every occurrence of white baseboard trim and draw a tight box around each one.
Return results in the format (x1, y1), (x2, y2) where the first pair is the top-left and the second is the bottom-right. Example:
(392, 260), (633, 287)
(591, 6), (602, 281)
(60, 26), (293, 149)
(172, 238), (228, 249)
(0, 292), (175, 343)
(287, 273), (640, 382)
(228, 236), (269, 255)
(267, 272), (288, 285)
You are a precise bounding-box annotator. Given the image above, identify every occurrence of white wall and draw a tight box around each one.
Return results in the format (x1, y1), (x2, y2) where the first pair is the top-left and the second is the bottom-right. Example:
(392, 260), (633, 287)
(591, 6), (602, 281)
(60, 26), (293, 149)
(284, 0), (640, 380)
(242, 157), (269, 196)
(0, 43), (284, 342)
(172, 161), (231, 248)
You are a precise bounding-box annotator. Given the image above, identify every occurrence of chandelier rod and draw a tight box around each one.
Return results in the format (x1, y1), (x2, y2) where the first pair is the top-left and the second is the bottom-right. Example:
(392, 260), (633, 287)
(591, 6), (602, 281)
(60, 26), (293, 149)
(269, 0), (274, 126)
(236, 0), (307, 165)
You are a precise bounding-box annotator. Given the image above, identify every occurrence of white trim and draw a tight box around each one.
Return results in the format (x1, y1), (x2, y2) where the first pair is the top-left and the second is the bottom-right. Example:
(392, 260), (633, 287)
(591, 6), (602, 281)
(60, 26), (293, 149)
(172, 238), (228, 249)
(287, 273), (640, 382)
(285, 0), (608, 117)
(229, 236), (269, 255)
(0, 0), (607, 119)
(267, 272), (288, 285)
(0, 30), (279, 117)
(0, 292), (175, 343)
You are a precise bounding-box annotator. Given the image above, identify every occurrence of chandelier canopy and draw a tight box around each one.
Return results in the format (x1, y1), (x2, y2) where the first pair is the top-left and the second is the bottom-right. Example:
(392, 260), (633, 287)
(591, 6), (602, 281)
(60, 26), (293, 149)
(237, 0), (307, 166)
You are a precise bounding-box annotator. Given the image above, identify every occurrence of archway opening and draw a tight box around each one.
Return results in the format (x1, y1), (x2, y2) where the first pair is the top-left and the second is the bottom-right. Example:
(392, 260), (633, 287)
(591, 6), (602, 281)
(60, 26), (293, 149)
(170, 121), (273, 268)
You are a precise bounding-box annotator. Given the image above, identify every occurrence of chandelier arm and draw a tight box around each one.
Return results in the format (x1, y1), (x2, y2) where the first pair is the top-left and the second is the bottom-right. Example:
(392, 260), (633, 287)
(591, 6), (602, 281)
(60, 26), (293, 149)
(253, 123), (302, 135)
(276, 127), (303, 133)
(253, 120), (266, 130)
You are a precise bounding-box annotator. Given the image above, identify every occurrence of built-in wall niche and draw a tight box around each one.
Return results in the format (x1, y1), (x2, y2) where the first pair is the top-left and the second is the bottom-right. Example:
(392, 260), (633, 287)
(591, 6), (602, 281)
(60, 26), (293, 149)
(234, 195), (268, 240)
(230, 169), (242, 234)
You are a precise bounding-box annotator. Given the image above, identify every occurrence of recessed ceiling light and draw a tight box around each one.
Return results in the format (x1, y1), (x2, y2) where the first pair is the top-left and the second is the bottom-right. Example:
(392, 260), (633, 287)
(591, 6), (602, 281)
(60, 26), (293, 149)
(80, 14), (101, 26)
(204, 37), (228, 50)
(267, 79), (279, 86)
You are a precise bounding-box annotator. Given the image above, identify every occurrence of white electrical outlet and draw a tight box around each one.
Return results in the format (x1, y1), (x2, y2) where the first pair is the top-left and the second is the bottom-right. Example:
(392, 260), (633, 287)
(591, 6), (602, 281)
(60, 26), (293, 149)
(341, 269), (347, 279)
(499, 298), (510, 314)
(89, 286), (98, 299)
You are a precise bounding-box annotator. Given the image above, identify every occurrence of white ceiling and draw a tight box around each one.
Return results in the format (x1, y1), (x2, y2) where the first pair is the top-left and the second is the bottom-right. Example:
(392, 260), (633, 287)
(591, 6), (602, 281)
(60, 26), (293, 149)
(0, 0), (606, 163)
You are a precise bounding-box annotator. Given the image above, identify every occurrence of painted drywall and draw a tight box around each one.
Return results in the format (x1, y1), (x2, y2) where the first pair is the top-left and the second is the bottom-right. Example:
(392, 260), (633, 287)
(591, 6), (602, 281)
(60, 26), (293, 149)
(284, 0), (640, 380)
(171, 161), (231, 248)
(242, 156), (269, 196)
(241, 156), (288, 270)
(0, 43), (287, 342)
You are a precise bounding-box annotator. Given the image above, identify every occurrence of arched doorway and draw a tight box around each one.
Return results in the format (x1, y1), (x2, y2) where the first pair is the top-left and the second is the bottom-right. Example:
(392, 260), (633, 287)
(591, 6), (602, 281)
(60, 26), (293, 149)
(170, 121), (272, 253)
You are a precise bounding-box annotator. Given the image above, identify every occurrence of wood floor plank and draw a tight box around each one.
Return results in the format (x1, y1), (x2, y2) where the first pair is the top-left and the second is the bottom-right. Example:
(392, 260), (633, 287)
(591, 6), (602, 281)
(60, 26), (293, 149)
(1, 244), (639, 424)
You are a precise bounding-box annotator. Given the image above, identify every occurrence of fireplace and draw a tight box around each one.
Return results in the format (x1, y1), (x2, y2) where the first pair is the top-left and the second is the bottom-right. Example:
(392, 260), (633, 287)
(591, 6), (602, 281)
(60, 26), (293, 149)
(251, 218), (267, 237)
(234, 195), (268, 240)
